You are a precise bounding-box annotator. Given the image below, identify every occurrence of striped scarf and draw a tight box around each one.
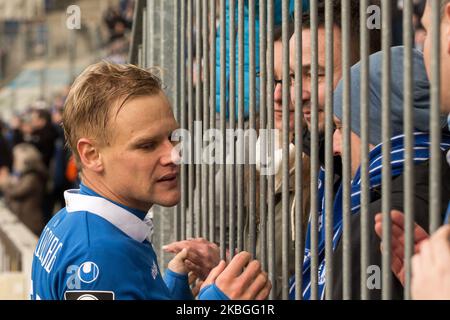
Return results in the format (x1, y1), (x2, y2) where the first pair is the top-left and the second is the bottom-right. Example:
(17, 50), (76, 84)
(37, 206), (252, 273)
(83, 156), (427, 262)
(289, 132), (450, 300)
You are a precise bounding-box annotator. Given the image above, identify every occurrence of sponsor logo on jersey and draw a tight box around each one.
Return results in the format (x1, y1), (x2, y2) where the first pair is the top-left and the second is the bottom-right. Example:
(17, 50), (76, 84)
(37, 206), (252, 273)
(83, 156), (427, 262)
(78, 261), (100, 284)
(64, 291), (114, 300)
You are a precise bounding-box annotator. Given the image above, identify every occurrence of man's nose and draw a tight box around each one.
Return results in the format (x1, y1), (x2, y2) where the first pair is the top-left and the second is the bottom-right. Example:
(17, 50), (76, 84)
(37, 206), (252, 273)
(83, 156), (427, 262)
(333, 129), (342, 156)
(274, 82), (283, 102)
(302, 89), (311, 103)
(161, 140), (180, 166)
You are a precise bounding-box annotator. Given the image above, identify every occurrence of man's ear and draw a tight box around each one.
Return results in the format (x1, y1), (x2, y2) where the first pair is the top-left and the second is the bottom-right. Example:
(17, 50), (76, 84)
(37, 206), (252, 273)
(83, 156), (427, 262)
(77, 138), (104, 173)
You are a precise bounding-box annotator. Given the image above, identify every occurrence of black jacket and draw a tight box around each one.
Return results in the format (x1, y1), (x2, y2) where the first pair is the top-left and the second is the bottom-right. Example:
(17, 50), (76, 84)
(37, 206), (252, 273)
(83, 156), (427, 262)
(329, 150), (450, 300)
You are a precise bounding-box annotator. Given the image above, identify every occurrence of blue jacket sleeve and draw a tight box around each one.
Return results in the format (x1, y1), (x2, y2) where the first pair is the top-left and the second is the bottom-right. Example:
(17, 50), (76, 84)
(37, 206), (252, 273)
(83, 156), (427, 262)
(163, 269), (194, 300)
(198, 284), (230, 300)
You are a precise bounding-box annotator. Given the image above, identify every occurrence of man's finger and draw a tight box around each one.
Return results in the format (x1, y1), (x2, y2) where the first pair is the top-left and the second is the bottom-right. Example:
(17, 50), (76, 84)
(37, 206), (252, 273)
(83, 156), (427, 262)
(163, 241), (186, 253)
(222, 252), (252, 279)
(255, 279), (272, 300)
(185, 259), (209, 280)
(202, 260), (226, 287)
(246, 271), (268, 300)
(239, 260), (262, 288)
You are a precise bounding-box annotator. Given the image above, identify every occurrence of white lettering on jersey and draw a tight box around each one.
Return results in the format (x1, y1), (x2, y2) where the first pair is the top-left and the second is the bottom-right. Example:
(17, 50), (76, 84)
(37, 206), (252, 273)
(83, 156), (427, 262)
(34, 227), (64, 274)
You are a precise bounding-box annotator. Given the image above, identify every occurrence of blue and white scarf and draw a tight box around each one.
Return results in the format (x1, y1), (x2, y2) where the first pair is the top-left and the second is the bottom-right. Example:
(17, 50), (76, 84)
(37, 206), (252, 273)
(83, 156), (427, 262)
(289, 132), (450, 300)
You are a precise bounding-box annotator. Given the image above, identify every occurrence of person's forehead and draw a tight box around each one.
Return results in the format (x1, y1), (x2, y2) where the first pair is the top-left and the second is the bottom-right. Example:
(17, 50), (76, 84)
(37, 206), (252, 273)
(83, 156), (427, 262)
(112, 94), (176, 135)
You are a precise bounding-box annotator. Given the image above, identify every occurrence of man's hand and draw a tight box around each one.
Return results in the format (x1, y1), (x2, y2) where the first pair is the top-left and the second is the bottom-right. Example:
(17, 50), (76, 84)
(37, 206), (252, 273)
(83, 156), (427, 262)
(412, 225), (450, 300)
(167, 248), (189, 275)
(200, 251), (271, 300)
(374, 210), (429, 286)
(163, 238), (220, 280)
(188, 272), (204, 297)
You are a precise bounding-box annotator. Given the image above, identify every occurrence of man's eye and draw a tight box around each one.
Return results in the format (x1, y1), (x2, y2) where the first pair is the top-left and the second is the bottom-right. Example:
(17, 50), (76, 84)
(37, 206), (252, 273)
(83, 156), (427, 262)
(140, 143), (155, 150)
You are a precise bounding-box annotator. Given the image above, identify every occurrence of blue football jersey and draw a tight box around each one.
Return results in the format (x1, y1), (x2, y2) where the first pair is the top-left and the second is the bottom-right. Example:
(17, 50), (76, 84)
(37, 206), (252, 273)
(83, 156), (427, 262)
(31, 185), (193, 300)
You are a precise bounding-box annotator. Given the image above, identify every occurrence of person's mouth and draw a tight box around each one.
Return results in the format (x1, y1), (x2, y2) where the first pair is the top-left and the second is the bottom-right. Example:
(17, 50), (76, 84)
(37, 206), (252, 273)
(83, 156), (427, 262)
(157, 171), (179, 187)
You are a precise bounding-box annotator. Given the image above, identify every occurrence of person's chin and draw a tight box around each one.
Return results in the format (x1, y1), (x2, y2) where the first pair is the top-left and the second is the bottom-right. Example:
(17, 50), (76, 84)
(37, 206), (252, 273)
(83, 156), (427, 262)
(154, 190), (181, 207)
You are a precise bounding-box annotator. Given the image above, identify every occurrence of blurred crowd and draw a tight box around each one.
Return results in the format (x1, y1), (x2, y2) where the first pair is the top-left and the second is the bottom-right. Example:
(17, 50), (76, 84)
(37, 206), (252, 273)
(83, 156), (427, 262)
(0, 89), (78, 236)
(0, 0), (136, 236)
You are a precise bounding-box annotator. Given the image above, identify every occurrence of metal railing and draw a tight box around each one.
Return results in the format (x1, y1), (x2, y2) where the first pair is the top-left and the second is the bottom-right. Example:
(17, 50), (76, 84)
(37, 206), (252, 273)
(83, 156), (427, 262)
(0, 201), (38, 299)
(129, 0), (447, 300)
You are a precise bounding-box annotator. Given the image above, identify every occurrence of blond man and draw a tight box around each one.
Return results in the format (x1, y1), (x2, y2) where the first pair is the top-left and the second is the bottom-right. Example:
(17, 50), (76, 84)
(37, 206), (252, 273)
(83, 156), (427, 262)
(30, 61), (271, 300)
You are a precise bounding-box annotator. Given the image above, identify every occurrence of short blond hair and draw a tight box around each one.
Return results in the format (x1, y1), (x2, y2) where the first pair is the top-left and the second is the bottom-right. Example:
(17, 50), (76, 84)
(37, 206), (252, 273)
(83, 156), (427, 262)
(62, 61), (163, 166)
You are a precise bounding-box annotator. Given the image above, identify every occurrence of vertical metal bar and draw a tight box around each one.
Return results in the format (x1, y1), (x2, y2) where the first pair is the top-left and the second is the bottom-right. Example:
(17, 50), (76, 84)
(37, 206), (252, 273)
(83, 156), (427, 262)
(403, 0), (414, 300)
(324, 0), (335, 301)
(209, 0), (217, 243)
(202, 0), (210, 240)
(147, 0), (153, 67)
(430, 0), (442, 233)
(381, 0), (393, 300)
(237, 0), (245, 253)
(341, 0), (352, 300)
(187, 0), (195, 239)
(128, 0), (144, 64)
(195, 0), (203, 238)
(267, 0), (276, 300)
(259, 0), (268, 272)
(248, 0), (257, 258)
(229, 0), (237, 258)
(309, 0), (319, 300)
(138, 44), (143, 67)
(294, 0), (304, 301)
(174, 0), (181, 241)
(281, 0), (290, 300)
(180, 0), (187, 240)
(160, 0), (165, 83)
(219, 0), (227, 260)
(360, 0), (371, 301)
(142, 8), (148, 68)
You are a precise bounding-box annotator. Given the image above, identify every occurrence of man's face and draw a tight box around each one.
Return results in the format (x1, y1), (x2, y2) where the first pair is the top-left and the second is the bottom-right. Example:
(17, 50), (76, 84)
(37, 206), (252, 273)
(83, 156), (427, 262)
(332, 117), (362, 177)
(289, 27), (343, 134)
(274, 41), (295, 132)
(99, 92), (180, 211)
(422, 2), (450, 113)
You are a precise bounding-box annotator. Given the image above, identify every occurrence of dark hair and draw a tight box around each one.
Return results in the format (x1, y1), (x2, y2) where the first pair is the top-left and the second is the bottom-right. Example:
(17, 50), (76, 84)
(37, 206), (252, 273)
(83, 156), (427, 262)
(301, 0), (382, 62)
(273, 21), (295, 42)
(33, 108), (52, 124)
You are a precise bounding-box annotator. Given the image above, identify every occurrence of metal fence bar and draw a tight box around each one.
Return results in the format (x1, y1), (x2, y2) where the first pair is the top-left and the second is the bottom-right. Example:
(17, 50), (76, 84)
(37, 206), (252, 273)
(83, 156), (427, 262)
(237, 0), (245, 254)
(324, 0), (335, 301)
(219, 0), (227, 260)
(341, 0), (352, 300)
(430, 0), (442, 233)
(309, 0), (319, 300)
(147, 0), (154, 67)
(381, 0), (393, 300)
(248, 0), (257, 259)
(281, 0), (290, 301)
(202, 0), (210, 240)
(180, 0), (187, 241)
(294, 0), (304, 301)
(128, 0), (144, 65)
(187, 0), (195, 239)
(195, 0), (203, 238)
(209, 0), (217, 243)
(229, 0), (237, 259)
(267, 0), (276, 300)
(174, 0), (181, 241)
(142, 8), (148, 68)
(259, 0), (268, 272)
(359, 0), (371, 301)
(402, 0), (414, 300)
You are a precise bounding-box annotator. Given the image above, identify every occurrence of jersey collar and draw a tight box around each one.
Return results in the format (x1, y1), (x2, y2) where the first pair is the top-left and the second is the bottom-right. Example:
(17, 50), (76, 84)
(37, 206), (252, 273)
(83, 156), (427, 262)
(64, 189), (152, 243)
